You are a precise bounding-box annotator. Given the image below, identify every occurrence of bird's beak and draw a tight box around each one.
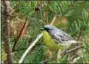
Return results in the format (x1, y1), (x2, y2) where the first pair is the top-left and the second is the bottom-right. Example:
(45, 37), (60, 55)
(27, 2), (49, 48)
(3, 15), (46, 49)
(40, 28), (44, 30)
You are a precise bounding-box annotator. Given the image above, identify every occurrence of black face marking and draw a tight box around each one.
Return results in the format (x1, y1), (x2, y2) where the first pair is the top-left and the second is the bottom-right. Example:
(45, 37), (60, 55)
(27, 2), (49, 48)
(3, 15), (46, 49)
(44, 27), (51, 31)
(43, 25), (56, 32)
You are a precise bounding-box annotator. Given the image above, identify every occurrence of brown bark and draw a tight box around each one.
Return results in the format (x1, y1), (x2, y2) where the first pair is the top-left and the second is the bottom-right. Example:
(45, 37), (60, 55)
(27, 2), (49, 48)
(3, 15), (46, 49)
(2, 1), (13, 64)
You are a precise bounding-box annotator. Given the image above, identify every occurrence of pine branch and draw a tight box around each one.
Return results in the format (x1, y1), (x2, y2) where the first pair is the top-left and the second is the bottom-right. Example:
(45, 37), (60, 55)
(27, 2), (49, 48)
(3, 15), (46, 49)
(62, 1), (76, 16)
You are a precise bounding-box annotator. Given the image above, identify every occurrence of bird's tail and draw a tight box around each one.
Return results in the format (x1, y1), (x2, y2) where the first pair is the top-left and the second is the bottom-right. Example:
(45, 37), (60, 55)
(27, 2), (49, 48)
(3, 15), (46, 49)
(61, 40), (81, 47)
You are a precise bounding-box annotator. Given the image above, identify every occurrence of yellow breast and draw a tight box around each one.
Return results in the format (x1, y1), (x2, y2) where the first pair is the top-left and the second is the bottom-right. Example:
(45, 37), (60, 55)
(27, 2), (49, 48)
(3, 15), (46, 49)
(42, 31), (63, 51)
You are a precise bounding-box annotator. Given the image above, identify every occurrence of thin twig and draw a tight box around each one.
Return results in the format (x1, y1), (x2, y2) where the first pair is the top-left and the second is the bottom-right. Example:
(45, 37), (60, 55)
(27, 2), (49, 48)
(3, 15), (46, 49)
(18, 34), (43, 63)
(12, 21), (27, 52)
(50, 14), (58, 25)
(39, 58), (51, 64)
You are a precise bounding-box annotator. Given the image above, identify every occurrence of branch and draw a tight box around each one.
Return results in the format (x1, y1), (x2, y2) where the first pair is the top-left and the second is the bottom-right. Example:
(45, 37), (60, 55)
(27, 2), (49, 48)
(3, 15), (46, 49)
(2, 1), (13, 64)
(12, 21), (27, 52)
(39, 58), (51, 64)
(50, 14), (58, 25)
(18, 33), (43, 63)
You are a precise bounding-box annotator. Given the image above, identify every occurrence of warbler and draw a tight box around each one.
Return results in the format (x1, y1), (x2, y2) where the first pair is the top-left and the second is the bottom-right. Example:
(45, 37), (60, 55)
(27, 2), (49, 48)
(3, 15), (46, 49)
(41, 25), (77, 51)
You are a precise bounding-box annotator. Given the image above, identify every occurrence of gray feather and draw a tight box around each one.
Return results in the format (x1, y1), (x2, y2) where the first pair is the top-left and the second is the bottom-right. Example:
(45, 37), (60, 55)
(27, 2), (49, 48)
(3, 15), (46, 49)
(49, 29), (73, 43)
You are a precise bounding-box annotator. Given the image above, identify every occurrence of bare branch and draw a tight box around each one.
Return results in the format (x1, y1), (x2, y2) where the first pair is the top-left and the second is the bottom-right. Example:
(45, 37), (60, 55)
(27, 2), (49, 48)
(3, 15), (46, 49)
(18, 33), (43, 63)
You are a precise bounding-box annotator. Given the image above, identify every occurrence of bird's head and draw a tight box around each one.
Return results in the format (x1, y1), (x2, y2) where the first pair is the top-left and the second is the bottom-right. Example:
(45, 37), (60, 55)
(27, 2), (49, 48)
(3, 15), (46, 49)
(40, 25), (56, 32)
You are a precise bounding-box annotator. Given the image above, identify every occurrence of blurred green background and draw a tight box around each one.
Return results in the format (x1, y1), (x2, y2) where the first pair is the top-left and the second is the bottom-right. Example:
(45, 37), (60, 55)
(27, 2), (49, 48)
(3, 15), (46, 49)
(1, 1), (89, 63)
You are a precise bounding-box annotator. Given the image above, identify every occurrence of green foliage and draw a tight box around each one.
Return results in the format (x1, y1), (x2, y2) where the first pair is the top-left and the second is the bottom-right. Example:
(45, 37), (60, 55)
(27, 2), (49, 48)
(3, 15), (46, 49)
(2, 1), (89, 63)
(59, 55), (68, 63)
(50, 1), (73, 16)
(82, 39), (89, 63)
(68, 8), (89, 38)
(11, 1), (35, 19)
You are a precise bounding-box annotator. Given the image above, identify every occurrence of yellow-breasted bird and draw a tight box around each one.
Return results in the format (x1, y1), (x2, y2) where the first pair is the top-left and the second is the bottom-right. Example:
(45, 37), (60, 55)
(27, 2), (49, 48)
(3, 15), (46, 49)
(41, 25), (82, 62)
(41, 25), (77, 51)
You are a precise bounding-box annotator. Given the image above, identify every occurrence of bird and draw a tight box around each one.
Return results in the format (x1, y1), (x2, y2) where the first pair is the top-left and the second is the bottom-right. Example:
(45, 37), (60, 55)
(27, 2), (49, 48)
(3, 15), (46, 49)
(41, 25), (77, 51)
(41, 25), (82, 63)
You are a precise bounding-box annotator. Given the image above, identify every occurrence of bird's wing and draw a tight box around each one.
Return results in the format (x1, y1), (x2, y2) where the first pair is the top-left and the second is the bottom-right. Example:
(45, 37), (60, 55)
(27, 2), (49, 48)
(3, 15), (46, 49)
(52, 29), (73, 43)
